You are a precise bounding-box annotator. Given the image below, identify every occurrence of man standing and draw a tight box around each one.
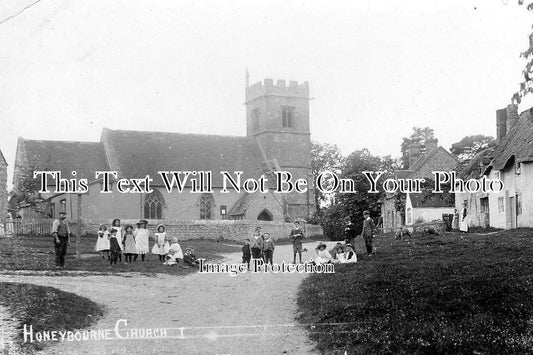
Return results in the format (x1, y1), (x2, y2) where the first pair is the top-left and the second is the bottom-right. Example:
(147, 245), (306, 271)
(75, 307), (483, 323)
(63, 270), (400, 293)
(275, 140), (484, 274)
(361, 210), (375, 256)
(52, 211), (71, 269)
(289, 221), (305, 264)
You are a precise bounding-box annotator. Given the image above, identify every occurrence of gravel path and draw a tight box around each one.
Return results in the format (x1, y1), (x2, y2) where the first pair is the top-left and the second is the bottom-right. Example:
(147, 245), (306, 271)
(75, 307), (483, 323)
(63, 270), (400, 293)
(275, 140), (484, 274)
(0, 241), (330, 355)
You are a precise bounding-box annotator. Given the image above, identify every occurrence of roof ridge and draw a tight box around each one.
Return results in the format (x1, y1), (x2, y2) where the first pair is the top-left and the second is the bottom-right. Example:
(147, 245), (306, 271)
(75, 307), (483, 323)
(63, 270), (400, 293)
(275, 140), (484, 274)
(105, 128), (250, 140)
(21, 138), (100, 144)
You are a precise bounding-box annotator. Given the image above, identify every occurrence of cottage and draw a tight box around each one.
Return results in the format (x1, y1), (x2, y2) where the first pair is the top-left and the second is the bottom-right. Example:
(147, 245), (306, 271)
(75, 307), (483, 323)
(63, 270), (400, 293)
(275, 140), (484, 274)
(381, 138), (458, 229)
(456, 104), (533, 229)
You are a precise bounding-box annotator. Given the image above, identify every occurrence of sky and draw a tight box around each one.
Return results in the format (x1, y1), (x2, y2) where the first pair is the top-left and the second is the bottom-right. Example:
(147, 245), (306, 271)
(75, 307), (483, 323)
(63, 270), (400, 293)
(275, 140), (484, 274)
(0, 0), (532, 188)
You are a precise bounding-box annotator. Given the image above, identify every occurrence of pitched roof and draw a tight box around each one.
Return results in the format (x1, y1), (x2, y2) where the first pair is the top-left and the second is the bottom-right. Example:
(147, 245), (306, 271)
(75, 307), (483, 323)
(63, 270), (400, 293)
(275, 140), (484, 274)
(0, 149), (6, 166)
(20, 139), (110, 182)
(408, 147), (455, 172)
(461, 147), (495, 179)
(101, 128), (265, 187)
(488, 109), (533, 171)
(408, 193), (454, 208)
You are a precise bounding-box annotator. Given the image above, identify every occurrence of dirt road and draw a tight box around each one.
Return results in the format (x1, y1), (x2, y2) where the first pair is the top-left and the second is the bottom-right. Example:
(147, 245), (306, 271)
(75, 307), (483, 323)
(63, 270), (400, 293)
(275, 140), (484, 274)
(0, 241), (330, 354)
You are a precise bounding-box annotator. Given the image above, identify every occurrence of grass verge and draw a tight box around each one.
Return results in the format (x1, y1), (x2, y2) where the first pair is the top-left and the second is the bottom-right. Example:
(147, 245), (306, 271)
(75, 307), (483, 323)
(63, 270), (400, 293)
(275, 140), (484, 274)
(0, 282), (104, 353)
(297, 228), (533, 354)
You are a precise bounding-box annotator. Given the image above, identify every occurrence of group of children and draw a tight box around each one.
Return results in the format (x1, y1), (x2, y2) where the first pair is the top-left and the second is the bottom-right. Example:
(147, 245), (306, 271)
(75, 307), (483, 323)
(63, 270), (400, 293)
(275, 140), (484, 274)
(312, 241), (357, 265)
(242, 226), (275, 268)
(94, 219), (199, 268)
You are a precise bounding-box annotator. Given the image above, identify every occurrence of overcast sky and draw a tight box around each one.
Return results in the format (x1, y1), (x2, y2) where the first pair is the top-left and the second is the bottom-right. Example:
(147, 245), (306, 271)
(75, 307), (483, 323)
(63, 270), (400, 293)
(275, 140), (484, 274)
(0, 0), (531, 186)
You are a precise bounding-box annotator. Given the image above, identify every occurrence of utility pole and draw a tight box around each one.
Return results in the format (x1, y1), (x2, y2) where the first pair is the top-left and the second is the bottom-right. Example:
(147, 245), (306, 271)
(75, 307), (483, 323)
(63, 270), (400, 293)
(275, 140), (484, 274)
(76, 193), (81, 259)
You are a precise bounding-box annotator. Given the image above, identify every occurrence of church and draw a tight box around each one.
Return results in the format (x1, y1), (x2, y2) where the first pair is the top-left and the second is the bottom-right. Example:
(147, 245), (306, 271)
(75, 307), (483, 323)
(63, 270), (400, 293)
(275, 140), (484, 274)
(13, 77), (315, 223)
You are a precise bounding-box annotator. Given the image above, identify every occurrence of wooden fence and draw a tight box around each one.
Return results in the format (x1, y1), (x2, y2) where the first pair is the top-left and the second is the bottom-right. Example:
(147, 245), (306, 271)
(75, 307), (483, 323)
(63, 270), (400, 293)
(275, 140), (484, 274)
(0, 218), (53, 237)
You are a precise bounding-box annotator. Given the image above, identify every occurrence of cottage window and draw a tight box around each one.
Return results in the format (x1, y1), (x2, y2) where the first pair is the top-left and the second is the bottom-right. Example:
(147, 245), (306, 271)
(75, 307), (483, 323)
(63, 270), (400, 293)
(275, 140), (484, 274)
(200, 193), (214, 219)
(480, 197), (489, 214)
(143, 190), (164, 219)
(60, 199), (66, 213)
(517, 194), (522, 215)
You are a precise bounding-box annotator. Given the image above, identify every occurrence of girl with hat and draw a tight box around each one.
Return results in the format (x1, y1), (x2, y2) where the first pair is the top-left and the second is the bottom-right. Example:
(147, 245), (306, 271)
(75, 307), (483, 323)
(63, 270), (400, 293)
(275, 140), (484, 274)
(152, 224), (170, 262)
(134, 220), (150, 262)
(122, 225), (137, 264)
(314, 242), (333, 264)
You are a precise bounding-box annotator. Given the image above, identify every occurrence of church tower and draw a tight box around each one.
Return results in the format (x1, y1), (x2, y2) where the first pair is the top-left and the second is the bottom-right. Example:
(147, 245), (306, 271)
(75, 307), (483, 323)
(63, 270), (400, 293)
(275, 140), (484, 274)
(245, 77), (315, 219)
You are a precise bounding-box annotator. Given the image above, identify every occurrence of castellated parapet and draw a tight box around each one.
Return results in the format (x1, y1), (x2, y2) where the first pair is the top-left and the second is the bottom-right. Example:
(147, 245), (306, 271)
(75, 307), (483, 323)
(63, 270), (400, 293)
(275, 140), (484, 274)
(245, 79), (310, 103)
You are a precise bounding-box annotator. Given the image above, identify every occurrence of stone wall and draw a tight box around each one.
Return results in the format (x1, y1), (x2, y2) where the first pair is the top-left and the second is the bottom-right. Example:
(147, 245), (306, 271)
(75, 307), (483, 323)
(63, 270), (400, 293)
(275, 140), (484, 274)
(79, 218), (323, 241)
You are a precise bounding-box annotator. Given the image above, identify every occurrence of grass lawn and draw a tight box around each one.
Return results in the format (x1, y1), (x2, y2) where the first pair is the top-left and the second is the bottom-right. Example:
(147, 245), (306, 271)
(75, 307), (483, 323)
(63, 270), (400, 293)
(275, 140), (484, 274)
(0, 234), (241, 275)
(0, 282), (104, 353)
(297, 228), (533, 354)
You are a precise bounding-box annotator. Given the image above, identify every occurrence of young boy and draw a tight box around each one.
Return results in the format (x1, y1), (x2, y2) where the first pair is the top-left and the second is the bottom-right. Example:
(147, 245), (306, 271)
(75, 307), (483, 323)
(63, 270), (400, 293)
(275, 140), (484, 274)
(361, 210), (376, 256)
(343, 216), (357, 246)
(262, 233), (275, 265)
(242, 239), (251, 269)
(289, 221), (305, 264)
(108, 228), (120, 267)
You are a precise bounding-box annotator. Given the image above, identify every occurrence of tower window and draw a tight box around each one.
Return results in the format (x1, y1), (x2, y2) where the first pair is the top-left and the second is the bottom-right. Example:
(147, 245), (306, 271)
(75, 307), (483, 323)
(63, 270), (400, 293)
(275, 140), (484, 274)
(282, 106), (295, 128)
(252, 108), (260, 131)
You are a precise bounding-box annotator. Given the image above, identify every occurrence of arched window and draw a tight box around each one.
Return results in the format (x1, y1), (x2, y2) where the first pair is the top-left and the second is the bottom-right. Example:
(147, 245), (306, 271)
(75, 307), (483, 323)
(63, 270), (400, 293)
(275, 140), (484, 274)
(257, 209), (273, 221)
(144, 190), (164, 219)
(200, 194), (214, 219)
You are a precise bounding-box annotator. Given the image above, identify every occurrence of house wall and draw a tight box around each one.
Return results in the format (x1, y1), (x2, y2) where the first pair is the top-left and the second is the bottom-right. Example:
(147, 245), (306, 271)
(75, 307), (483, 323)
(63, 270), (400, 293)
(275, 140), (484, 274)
(381, 194), (403, 231)
(492, 162), (533, 228)
(0, 155), (7, 219)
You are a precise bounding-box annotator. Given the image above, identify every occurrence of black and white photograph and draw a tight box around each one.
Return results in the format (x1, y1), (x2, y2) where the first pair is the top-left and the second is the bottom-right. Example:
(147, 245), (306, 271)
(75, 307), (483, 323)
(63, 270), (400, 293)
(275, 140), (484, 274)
(1, 1), (533, 354)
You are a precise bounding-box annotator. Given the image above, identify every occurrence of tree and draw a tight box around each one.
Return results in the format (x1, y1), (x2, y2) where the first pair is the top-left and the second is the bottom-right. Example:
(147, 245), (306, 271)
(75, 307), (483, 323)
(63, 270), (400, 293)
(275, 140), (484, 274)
(450, 135), (496, 164)
(337, 149), (394, 233)
(512, 1), (533, 103)
(311, 141), (344, 215)
(400, 127), (435, 169)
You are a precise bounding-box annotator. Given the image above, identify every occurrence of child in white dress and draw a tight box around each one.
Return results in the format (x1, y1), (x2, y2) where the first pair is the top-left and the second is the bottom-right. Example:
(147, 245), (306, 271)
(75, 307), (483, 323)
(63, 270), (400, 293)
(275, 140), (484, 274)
(152, 224), (170, 262)
(164, 237), (185, 267)
(134, 220), (150, 262)
(94, 224), (110, 260)
(314, 242), (333, 264)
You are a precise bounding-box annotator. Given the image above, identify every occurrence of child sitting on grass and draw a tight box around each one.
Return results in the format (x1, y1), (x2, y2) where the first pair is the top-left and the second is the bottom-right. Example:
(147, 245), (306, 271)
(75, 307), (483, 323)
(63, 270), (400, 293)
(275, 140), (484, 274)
(183, 247), (200, 267)
(313, 242), (333, 265)
(164, 237), (186, 268)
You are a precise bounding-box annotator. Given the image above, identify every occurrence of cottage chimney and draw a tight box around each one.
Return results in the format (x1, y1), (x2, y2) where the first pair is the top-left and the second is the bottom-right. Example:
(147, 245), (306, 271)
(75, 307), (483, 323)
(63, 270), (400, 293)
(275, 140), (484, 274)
(496, 108), (507, 143)
(425, 138), (438, 152)
(506, 104), (519, 135)
(408, 143), (421, 168)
